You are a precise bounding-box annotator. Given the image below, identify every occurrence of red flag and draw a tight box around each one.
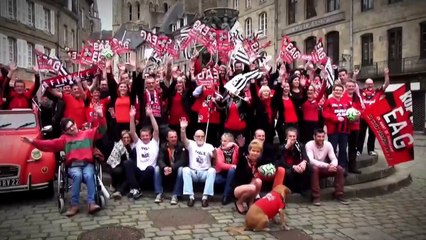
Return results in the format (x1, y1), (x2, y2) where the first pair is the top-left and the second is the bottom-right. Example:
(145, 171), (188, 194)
(362, 83), (414, 166)
(278, 36), (301, 64)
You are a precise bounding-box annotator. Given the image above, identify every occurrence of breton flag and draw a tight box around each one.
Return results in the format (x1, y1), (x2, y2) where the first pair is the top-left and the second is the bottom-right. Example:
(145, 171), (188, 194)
(224, 70), (262, 95)
(231, 44), (250, 66)
(324, 57), (335, 90)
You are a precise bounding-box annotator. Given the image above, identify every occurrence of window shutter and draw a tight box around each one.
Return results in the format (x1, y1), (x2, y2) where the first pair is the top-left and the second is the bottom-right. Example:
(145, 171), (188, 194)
(22, 40), (28, 68)
(1, 0), (9, 18)
(50, 9), (55, 34)
(16, 0), (26, 24)
(17, 39), (24, 68)
(0, 33), (8, 64)
(50, 48), (56, 58)
(35, 44), (44, 54)
(34, 3), (42, 30)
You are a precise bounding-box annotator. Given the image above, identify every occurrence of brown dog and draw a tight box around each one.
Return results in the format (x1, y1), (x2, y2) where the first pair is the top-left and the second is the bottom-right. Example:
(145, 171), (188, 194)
(227, 184), (291, 235)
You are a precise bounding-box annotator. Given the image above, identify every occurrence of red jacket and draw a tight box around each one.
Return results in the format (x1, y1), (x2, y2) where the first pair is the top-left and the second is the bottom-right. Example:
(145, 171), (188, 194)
(342, 92), (362, 131)
(215, 145), (239, 173)
(322, 96), (351, 134)
(32, 117), (107, 166)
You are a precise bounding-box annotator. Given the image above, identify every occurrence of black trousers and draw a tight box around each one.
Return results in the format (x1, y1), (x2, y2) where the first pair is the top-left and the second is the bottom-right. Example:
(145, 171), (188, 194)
(110, 163), (129, 195)
(357, 119), (376, 154)
(124, 161), (155, 190)
(300, 121), (319, 144)
(348, 130), (359, 168)
(284, 166), (312, 194)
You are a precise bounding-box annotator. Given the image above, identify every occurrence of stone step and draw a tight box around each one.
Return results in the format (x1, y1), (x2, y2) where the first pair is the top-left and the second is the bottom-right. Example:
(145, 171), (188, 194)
(356, 154), (379, 168)
(287, 166), (412, 203)
(320, 159), (395, 188)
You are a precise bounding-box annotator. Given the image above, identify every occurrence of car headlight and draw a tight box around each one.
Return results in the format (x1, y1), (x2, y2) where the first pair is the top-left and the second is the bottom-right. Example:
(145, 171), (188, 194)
(29, 148), (42, 161)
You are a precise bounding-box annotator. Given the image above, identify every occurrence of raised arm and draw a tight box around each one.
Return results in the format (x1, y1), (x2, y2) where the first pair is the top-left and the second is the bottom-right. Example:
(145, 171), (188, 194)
(146, 106), (159, 142)
(179, 117), (190, 148)
(26, 66), (40, 99)
(383, 67), (390, 90)
(129, 105), (139, 143)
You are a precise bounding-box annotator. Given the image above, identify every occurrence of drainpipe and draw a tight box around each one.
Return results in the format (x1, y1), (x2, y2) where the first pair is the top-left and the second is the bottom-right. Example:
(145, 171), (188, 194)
(274, 0), (279, 68)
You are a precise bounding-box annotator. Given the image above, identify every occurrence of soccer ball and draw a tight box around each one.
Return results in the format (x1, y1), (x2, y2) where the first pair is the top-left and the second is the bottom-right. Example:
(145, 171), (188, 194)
(346, 107), (360, 121)
(257, 163), (276, 179)
(101, 48), (114, 59)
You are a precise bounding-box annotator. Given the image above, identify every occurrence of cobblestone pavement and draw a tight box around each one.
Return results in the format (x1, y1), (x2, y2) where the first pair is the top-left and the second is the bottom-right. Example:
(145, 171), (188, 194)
(1, 137), (425, 240)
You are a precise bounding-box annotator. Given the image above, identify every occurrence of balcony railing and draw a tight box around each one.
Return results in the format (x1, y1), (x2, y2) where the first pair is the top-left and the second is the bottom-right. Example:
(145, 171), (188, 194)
(355, 56), (426, 79)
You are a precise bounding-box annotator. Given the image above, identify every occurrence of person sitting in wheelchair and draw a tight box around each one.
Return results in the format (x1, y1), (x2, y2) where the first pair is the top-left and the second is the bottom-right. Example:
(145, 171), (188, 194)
(21, 106), (107, 217)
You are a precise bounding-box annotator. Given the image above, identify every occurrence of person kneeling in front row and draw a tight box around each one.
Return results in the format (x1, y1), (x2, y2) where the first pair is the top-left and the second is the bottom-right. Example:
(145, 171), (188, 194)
(305, 128), (349, 206)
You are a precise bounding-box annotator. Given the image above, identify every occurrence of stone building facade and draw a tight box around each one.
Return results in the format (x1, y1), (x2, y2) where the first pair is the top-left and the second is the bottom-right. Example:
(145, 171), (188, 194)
(228, 0), (278, 62)
(0, 0), (100, 80)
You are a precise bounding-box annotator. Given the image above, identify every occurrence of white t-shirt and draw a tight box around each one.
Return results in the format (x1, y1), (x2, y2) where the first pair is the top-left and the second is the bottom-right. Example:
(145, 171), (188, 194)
(135, 138), (159, 171)
(187, 140), (214, 171)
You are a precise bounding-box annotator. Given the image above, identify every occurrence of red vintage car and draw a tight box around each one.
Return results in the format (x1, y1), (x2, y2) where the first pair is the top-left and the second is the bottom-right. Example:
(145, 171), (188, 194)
(0, 108), (56, 194)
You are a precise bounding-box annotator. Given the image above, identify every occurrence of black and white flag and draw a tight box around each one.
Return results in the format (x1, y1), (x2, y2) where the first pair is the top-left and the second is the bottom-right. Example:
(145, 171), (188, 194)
(230, 44), (250, 66)
(224, 70), (262, 95)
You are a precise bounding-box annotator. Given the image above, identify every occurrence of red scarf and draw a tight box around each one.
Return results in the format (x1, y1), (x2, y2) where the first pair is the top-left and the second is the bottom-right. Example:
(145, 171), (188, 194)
(145, 89), (161, 117)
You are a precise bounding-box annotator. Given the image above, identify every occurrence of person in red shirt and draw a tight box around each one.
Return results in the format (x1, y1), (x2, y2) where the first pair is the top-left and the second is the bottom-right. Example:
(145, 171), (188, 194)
(357, 68), (390, 156)
(322, 84), (351, 172)
(3, 64), (40, 109)
(300, 82), (326, 144)
(274, 80), (300, 144)
(48, 77), (87, 129)
(21, 106), (106, 217)
(342, 80), (363, 174)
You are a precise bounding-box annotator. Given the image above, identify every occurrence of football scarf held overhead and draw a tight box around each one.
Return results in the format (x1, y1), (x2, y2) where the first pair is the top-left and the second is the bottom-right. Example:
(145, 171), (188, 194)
(145, 89), (161, 117)
(35, 50), (69, 76)
(362, 83), (414, 166)
(278, 36), (301, 64)
(41, 68), (98, 89)
(140, 30), (175, 57)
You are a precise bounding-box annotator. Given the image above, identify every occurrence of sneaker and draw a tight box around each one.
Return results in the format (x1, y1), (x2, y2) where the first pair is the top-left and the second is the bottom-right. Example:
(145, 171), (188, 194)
(154, 193), (163, 203)
(131, 189), (143, 200)
(127, 189), (136, 198)
(369, 151), (377, 156)
(170, 195), (178, 205)
(313, 199), (321, 206)
(356, 151), (361, 156)
(111, 191), (122, 200)
(335, 196), (349, 205)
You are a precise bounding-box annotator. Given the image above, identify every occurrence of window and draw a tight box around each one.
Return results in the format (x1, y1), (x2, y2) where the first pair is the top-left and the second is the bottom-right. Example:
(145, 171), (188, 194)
(245, 18), (252, 37)
(179, 18), (184, 28)
(27, 1), (35, 26)
(288, 0), (296, 25)
(8, 0), (17, 19)
(27, 43), (35, 67)
(421, 22), (426, 58)
(326, 31), (339, 64)
(8, 37), (17, 63)
(90, 21), (94, 33)
(128, 3), (132, 21)
(305, 36), (317, 53)
(234, 0), (239, 9)
(260, 0), (266, 3)
(171, 24), (176, 32)
(306, 0), (317, 19)
(44, 8), (51, 32)
(246, 0), (252, 8)
(327, 0), (340, 12)
(259, 12), (267, 36)
(388, 27), (402, 61)
(71, 29), (75, 48)
(137, 2), (141, 19)
(361, 33), (373, 66)
(163, 3), (168, 12)
(388, 0), (402, 3)
(64, 25), (68, 46)
(44, 47), (50, 56)
(361, 0), (373, 11)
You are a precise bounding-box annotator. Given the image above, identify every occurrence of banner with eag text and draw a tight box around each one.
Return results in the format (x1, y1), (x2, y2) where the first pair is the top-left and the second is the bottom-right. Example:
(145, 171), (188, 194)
(362, 83), (414, 166)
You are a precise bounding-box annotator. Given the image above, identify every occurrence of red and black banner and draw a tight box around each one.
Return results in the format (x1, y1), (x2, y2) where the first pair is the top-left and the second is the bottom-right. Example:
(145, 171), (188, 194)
(363, 83), (414, 166)
(41, 68), (99, 89)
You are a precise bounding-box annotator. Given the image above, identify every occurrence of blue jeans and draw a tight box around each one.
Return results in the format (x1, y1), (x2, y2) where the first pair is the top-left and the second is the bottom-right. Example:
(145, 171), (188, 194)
(182, 167), (216, 196)
(68, 163), (96, 206)
(214, 168), (236, 197)
(154, 166), (183, 196)
(329, 133), (349, 171)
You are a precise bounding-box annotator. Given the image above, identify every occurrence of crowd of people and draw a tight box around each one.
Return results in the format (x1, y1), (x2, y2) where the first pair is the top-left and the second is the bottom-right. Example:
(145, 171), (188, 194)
(0, 56), (390, 217)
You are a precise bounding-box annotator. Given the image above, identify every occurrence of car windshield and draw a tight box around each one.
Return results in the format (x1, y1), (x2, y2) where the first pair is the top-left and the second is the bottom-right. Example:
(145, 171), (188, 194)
(0, 112), (37, 130)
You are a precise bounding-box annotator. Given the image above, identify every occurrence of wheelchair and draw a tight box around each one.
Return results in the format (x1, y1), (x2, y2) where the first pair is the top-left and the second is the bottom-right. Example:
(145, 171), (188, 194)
(57, 151), (107, 213)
